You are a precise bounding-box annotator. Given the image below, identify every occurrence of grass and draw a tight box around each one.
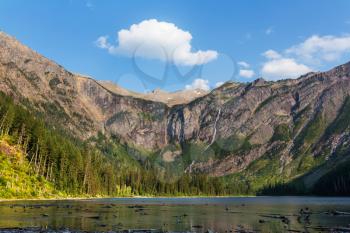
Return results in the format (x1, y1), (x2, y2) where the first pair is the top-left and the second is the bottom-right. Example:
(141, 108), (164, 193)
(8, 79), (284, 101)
(0, 136), (60, 199)
(0, 134), (134, 200)
(211, 134), (252, 159)
(293, 111), (327, 156)
(271, 124), (291, 142)
(292, 105), (311, 136)
(324, 96), (350, 137)
(243, 143), (287, 191)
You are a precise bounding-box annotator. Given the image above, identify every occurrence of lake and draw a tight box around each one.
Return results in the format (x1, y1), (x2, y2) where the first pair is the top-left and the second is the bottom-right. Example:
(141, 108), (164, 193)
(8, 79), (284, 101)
(0, 197), (350, 232)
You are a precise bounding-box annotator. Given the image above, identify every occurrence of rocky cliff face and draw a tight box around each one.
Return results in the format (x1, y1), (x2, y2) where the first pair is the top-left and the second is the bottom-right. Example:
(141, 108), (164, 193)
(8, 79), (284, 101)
(1, 31), (350, 181)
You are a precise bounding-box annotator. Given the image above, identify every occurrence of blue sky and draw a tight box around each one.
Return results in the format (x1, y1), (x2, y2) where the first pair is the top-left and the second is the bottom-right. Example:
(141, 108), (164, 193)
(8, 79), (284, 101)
(1, 0), (350, 92)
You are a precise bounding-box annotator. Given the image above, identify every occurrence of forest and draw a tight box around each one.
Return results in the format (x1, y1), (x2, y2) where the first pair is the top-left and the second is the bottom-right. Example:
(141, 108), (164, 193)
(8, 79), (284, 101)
(1, 91), (349, 198)
(0, 92), (237, 198)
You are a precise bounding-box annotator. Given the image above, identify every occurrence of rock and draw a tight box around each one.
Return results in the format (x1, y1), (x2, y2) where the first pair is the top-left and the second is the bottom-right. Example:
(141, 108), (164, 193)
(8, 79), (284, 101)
(1, 31), (350, 179)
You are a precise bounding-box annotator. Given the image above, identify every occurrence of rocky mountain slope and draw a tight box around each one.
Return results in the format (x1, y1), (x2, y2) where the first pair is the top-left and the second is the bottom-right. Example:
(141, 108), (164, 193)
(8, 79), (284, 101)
(1, 31), (350, 190)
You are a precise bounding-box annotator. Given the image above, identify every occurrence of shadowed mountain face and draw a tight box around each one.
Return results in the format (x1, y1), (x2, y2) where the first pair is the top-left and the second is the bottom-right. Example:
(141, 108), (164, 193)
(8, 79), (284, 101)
(1, 31), (350, 186)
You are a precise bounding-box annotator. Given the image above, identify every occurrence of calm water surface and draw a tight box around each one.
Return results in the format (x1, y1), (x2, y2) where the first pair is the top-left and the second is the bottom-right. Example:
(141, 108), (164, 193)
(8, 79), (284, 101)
(0, 197), (350, 232)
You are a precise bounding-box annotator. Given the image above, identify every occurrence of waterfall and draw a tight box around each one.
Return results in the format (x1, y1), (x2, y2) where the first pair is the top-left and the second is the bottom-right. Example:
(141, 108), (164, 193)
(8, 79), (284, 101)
(205, 108), (221, 150)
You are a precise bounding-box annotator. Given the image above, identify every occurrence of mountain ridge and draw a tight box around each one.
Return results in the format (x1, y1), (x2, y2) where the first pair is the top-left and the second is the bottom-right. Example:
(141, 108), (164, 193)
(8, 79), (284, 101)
(1, 31), (350, 194)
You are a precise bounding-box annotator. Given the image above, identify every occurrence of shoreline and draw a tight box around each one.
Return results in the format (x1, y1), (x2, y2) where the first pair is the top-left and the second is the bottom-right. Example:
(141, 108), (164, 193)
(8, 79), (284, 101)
(0, 195), (255, 202)
(2, 195), (349, 202)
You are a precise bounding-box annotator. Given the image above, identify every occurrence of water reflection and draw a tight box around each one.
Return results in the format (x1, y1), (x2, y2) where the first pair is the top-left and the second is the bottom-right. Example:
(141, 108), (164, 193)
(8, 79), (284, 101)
(0, 197), (349, 233)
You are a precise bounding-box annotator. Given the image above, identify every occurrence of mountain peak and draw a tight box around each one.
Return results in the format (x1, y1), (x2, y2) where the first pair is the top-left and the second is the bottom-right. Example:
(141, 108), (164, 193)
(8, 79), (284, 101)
(252, 77), (266, 85)
(324, 60), (350, 78)
(2, 30), (350, 190)
(337, 60), (350, 73)
(151, 88), (167, 94)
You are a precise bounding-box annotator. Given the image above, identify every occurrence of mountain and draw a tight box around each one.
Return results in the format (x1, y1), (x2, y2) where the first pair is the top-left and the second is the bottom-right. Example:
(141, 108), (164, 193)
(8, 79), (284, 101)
(1, 31), (350, 196)
(0, 31), (207, 149)
(98, 81), (208, 106)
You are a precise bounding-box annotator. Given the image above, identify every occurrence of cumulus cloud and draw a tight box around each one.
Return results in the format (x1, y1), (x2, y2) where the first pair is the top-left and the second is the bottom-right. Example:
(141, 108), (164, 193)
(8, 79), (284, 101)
(260, 34), (350, 80)
(239, 69), (255, 78)
(286, 35), (350, 64)
(261, 58), (312, 80)
(185, 79), (210, 91)
(237, 61), (255, 78)
(96, 19), (218, 66)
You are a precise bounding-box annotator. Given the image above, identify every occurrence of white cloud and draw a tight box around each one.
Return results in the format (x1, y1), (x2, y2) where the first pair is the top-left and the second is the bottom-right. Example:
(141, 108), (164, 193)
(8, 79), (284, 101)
(96, 19), (218, 66)
(96, 36), (110, 49)
(238, 61), (255, 78)
(239, 69), (255, 78)
(237, 61), (255, 78)
(286, 35), (350, 64)
(265, 27), (274, 35)
(215, 81), (224, 87)
(263, 49), (282, 60)
(261, 47), (312, 80)
(261, 58), (312, 80)
(238, 61), (250, 68)
(260, 34), (350, 80)
(185, 79), (210, 91)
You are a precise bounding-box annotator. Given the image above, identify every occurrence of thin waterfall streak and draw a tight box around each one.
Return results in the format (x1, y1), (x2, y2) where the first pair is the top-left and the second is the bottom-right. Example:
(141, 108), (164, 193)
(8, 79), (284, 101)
(205, 108), (221, 150)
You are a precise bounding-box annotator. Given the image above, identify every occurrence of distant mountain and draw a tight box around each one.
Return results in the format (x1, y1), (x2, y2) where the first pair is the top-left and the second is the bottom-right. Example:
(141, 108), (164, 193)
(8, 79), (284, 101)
(1, 31), (350, 195)
(98, 81), (208, 106)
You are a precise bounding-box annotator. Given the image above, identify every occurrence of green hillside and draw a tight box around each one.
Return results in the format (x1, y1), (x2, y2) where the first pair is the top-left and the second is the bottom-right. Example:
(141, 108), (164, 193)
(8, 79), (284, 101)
(0, 136), (58, 198)
(0, 92), (231, 198)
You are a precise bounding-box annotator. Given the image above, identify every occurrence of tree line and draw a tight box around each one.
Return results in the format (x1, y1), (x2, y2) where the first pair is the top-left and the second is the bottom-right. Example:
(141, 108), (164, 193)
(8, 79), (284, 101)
(0, 92), (236, 197)
(4, 90), (347, 197)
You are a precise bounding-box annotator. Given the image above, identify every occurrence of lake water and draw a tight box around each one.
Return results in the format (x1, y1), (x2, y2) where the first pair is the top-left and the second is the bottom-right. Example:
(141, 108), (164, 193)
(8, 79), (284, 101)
(0, 197), (350, 232)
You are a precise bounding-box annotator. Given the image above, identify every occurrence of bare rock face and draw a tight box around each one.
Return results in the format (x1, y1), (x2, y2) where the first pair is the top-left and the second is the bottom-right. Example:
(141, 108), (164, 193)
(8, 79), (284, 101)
(1, 31), (350, 178)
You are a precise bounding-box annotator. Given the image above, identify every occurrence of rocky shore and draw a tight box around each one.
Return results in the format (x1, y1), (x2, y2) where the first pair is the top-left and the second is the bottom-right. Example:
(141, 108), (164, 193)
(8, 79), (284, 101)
(0, 228), (214, 233)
